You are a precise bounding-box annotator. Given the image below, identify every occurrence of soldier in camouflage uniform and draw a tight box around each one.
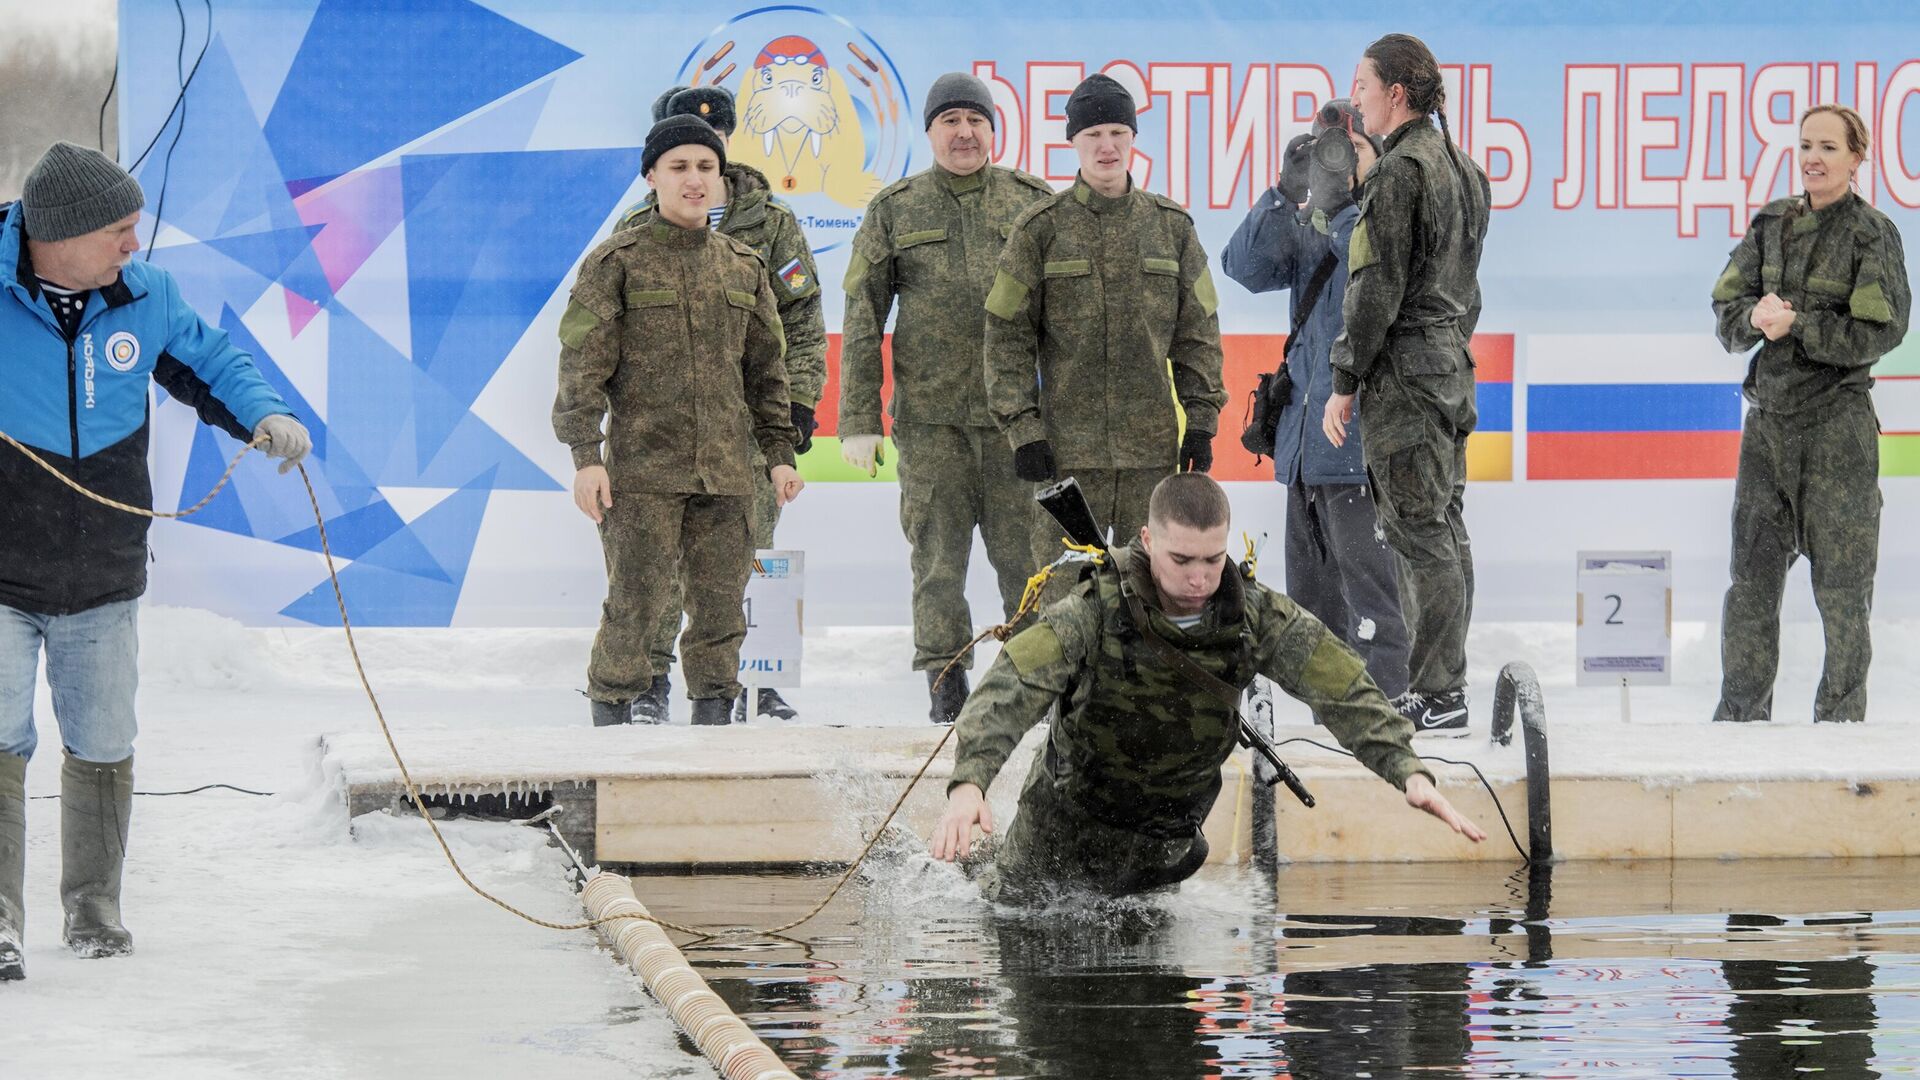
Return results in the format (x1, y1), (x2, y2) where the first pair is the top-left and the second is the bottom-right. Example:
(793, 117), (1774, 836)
(929, 474), (1483, 903)
(553, 116), (802, 727)
(840, 73), (1056, 723)
(618, 87), (827, 723)
(1325, 35), (1490, 735)
(983, 74), (1226, 602)
(1710, 104), (1910, 724)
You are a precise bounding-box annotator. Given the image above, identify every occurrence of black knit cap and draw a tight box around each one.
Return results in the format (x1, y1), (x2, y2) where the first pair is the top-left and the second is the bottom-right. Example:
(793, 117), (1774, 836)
(659, 86), (738, 137)
(923, 72), (995, 130)
(1065, 73), (1137, 140)
(642, 115), (728, 176)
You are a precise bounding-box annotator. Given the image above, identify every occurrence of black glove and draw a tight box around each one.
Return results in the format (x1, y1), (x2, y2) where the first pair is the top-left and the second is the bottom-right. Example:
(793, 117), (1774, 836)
(790, 403), (817, 455)
(1276, 133), (1314, 206)
(1013, 440), (1058, 482)
(1179, 430), (1214, 474)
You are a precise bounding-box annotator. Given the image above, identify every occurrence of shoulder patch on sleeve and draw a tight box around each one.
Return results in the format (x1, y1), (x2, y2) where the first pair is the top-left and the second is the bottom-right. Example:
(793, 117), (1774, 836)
(557, 302), (602, 350)
(1301, 631), (1367, 693)
(1003, 623), (1065, 674)
(1711, 261), (1748, 303)
(985, 270), (1031, 320)
(1192, 266), (1220, 317)
(1348, 218), (1377, 273)
(1851, 280), (1894, 324)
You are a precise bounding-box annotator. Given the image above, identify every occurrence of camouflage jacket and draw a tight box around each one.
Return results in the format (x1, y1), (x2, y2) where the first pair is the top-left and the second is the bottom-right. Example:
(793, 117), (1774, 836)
(1330, 119), (1491, 408)
(619, 162), (827, 407)
(950, 541), (1429, 835)
(839, 163), (1055, 434)
(552, 219), (796, 495)
(983, 175), (1228, 469)
(1713, 191), (1911, 418)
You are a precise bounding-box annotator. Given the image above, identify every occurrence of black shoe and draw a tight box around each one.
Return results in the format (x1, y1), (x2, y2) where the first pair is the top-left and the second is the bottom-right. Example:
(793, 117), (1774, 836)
(928, 669), (970, 724)
(590, 698), (635, 727)
(1398, 688), (1469, 736)
(0, 930), (22, 981)
(734, 688), (798, 723)
(757, 688), (799, 721)
(691, 697), (733, 726)
(632, 675), (671, 725)
(63, 899), (133, 959)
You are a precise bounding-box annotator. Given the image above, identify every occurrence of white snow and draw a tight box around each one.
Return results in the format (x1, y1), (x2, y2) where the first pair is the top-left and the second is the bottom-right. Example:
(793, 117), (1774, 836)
(4, 604), (1918, 1077)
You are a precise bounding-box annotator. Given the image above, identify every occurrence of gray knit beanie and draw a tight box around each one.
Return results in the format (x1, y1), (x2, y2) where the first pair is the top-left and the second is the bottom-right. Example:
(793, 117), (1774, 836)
(924, 72), (995, 130)
(21, 142), (146, 242)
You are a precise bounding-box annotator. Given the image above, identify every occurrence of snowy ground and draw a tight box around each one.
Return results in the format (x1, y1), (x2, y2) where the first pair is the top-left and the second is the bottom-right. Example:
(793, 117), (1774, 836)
(3, 606), (1917, 1077)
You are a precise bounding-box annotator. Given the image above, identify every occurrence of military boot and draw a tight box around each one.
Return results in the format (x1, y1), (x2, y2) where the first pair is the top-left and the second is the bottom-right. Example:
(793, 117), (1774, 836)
(632, 675), (671, 725)
(1, 752), (26, 981)
(928, 669), (970, 725)
(589, 697), (635, 727)
(61, 753), (135, 959)
(690, 697), (733, 726)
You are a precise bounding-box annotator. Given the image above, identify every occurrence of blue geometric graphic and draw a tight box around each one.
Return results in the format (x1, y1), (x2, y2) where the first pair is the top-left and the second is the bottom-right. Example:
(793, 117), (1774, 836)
(126, 0), (616, 624)
(402, 148), (647, 433)
(278, 468), (498, 627)
(262, 0), (582, 190)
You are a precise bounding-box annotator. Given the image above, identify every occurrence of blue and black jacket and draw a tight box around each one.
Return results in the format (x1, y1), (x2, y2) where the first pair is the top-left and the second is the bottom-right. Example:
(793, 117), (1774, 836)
(1221, 193), (1367, 487)
(0, 202), (292, 616)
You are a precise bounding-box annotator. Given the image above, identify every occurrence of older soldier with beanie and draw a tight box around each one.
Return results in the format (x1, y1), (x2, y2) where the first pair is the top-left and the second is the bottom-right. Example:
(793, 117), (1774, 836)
(1, 142), (309, 978)
(839, 72), (1055, 723)
(1324, 34), (1491, 735)
(984, 73), (1227, 600)
(928, 473), (1483, 903)
(620, 86), (827, 724)
(554, 116), (802, 728)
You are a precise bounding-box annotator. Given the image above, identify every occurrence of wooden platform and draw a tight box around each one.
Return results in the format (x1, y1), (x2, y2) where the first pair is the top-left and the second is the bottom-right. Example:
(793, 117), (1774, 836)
(321, 720), (1920, 866)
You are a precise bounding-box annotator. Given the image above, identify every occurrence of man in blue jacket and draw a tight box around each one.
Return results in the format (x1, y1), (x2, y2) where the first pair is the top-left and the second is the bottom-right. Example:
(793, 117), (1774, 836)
(0, 142), (310, 980)
(1221, 102), (1416, 719)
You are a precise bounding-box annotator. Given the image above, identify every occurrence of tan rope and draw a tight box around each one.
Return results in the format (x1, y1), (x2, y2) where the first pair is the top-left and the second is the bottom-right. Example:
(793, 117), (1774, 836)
(0, 428), (1048, 940)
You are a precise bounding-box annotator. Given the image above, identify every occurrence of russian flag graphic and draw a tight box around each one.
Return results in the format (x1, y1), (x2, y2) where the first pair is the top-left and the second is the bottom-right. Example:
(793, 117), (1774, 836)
(1526, 335), (1748, 480)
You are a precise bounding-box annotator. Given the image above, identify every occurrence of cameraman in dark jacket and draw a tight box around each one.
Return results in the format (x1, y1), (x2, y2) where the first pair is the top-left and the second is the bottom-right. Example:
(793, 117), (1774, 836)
(1222, 100), (1409, 706)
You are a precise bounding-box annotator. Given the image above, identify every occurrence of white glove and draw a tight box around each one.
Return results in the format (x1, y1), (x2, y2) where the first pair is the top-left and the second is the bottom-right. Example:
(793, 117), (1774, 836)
(253, 414), (312, 474)
(840, 434), (883, 476)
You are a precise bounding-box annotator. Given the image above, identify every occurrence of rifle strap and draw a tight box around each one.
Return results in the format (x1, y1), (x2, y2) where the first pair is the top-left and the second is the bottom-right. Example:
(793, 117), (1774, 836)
(1122, 589), (1253, 710)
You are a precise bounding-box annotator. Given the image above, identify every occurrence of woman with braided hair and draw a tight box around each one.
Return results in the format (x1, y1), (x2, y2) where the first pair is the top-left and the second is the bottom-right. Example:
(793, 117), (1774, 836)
(1322, 33), (1491, 736)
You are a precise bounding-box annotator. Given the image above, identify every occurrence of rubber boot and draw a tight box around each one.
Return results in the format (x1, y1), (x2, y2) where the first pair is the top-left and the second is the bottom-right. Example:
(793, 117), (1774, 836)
(61, 753), (134, 958)
(690, 697), (732, 726)
(632, 675), (671, 725)
(590, 698), (634, 727)
(928, 669), (970, 725)
(0, 752), (25, 981)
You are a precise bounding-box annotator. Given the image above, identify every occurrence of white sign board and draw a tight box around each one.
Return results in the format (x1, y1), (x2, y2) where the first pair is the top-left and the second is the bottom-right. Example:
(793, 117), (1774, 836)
(740, 550), (804, 689)
(1576, 551), (1672, 686)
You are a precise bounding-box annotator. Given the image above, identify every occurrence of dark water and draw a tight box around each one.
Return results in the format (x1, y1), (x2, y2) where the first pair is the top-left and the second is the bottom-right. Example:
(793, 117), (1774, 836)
(638, 859), (1920, 1079)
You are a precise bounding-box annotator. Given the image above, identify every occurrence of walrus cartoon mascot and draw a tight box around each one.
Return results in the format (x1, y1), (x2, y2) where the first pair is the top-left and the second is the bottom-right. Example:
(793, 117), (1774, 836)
(731, 35), (882, 208)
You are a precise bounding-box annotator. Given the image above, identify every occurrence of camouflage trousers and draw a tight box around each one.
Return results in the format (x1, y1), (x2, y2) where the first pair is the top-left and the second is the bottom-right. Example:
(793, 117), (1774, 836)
(980, 747), (1210, 905)
(1367, 431), (1473, 695)
(590, 491), (752, 703)
(1716, 396), (1882, 724)
(895, 421), (1035, 672)
(649, 452), (780, 677)
(1029, 465), (1172, 611)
